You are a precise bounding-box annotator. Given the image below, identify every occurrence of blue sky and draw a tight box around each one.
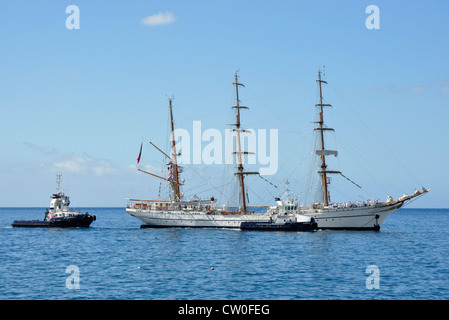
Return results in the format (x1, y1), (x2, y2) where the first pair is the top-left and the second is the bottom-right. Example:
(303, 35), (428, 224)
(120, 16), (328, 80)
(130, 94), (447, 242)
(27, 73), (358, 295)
(0, 0), (447, 207)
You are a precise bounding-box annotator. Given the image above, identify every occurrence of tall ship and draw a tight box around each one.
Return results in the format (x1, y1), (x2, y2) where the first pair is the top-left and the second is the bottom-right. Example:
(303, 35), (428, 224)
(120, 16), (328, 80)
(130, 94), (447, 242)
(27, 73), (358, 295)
(295, 69), (429, 230)
(12, 173), (96, 228)
(126, 72), (315, 229)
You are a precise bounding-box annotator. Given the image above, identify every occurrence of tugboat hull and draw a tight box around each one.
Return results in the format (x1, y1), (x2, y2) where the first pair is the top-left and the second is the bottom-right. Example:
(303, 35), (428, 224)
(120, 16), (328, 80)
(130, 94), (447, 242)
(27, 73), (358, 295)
(240, 219), (317, 231)
(12, 214), (96, 228)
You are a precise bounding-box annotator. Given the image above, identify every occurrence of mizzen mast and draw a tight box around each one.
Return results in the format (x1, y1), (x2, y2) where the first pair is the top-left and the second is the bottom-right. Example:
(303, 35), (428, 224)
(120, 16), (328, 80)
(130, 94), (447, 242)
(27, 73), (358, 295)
(315, 68), (340, 206)
(232, 71), (258, 213)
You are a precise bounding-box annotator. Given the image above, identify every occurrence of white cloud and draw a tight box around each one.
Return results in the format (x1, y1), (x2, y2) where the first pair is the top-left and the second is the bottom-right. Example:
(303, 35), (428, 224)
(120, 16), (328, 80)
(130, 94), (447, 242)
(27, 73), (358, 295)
(22, 142), (156, 178)
(141, 12), (177, 26)
(23, 142), (59, 157)
(372, 78), (449, 96)
(54, 154), (119, 176)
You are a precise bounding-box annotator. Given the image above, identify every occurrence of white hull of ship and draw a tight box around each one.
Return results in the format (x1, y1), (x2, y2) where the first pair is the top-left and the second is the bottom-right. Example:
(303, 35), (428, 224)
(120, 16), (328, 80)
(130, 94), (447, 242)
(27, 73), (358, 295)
(301, 202), (403, 230)
(126, 208), (272, 228)
(127, 202), (402, 230)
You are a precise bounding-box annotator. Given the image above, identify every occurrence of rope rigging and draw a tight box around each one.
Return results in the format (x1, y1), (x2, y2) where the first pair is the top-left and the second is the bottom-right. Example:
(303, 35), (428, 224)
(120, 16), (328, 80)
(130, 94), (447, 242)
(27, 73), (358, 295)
(258, 174), (278, 188)
(339, 172), (362, 189)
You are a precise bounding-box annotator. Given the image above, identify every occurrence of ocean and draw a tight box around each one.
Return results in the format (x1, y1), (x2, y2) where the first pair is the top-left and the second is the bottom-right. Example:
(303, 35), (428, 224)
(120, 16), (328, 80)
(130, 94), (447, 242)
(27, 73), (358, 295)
(0, 207), (448, 300)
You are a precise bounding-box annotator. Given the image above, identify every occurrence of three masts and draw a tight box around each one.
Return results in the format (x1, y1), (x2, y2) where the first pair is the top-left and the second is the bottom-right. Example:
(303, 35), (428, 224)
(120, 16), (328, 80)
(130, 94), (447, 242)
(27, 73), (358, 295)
(126, 70), (428, 230)
(9, 70), (428, 230)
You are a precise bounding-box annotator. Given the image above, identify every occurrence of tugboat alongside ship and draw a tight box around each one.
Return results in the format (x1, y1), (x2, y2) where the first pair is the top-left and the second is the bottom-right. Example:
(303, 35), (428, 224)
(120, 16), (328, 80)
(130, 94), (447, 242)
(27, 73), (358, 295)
(12, 173), (96, 228)
(126, 70), (428, 231)
(240, 183), (318, 231)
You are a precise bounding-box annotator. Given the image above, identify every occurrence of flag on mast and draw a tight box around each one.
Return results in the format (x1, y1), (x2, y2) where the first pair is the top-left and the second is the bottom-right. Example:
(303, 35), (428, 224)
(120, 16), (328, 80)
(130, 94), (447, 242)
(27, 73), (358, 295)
(167, 162), (173, 180)
(137, 142), (143, 164)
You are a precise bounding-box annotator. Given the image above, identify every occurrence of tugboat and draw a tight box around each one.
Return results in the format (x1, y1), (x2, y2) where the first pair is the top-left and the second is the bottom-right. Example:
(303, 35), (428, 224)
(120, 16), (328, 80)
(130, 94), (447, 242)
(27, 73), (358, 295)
(12, 173), (96, 228)
(240, 181), (317, 232)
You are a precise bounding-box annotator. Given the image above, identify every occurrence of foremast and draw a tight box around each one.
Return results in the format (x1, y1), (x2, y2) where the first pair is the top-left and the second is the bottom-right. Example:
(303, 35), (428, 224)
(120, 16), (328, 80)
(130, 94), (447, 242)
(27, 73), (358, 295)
(232, 71), (258, 213)
(137, 98), (182, 202)
(168, 97), (181, 202)
(315, 68), (340, 206)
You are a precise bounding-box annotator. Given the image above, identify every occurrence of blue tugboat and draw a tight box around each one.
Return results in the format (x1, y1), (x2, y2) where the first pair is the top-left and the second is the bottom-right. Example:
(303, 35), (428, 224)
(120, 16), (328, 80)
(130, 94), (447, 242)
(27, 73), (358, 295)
(12, 174), (96, 228)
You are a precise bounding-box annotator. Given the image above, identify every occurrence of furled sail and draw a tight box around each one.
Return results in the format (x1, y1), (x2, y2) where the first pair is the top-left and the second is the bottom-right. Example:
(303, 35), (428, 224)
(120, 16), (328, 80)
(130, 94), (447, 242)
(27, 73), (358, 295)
(317, 170), (342, 174)
(316, 150), (338, 157)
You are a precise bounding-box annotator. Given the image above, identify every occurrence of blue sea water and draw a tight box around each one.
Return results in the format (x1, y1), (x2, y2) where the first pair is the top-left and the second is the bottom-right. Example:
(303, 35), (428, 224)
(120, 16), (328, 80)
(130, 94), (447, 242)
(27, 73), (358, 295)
(0, 207), (448, 300)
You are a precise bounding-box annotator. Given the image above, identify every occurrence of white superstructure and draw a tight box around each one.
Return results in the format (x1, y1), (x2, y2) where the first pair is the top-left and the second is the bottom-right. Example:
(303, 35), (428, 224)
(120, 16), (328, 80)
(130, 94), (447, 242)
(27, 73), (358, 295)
(45, 173), (88, 221)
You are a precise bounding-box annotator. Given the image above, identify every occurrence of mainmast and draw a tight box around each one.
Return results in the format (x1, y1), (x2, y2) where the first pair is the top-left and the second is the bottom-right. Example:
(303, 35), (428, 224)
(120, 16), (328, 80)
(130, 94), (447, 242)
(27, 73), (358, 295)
(232, 71), (258, 213)
(168, 97), (181, 202)
(315, 68), (340, 206)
